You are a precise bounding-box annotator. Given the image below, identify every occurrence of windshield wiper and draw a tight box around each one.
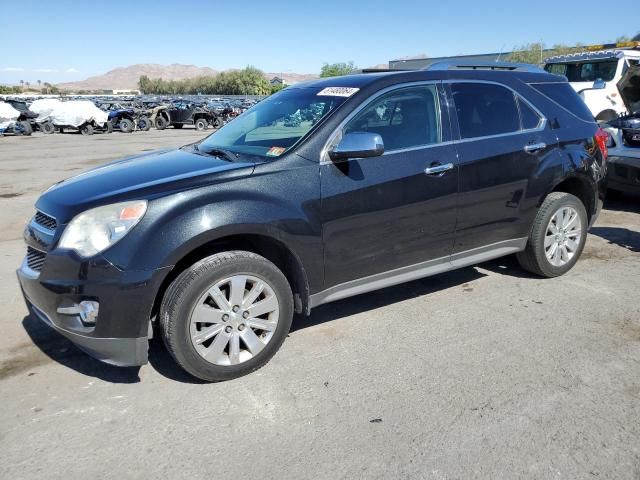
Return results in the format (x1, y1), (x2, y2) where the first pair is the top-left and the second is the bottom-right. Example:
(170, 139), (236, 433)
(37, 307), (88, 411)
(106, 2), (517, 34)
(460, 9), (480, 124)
(199, 145), (240, 162)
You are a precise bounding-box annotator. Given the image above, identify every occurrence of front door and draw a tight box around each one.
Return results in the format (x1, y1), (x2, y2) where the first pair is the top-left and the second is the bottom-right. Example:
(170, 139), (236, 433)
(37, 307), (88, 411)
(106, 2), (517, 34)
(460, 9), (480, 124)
(321, 83), (459, 288)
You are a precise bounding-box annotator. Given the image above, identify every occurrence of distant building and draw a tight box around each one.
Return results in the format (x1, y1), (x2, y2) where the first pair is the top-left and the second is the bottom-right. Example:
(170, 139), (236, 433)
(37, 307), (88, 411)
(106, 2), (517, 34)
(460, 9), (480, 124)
(269, 77), (287, 86)
(112, 89), (141, 95)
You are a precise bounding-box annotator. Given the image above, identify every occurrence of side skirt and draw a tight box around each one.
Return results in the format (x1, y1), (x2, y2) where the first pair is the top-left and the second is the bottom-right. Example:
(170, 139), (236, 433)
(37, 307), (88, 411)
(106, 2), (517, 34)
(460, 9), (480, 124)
(309, 238), (527, 308)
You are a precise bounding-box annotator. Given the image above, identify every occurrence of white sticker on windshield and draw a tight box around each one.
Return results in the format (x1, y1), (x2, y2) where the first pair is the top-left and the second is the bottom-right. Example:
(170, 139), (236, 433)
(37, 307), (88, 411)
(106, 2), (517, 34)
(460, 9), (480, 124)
(317, 87), (359, 97)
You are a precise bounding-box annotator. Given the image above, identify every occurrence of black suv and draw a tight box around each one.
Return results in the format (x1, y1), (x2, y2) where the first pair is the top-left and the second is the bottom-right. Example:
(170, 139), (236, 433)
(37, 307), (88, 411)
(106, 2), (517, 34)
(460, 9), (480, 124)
(18, 64), (607, 381)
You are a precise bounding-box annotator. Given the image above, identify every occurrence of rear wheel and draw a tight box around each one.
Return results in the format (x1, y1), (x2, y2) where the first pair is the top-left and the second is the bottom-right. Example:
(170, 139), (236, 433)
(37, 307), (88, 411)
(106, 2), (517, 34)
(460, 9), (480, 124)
(155, 115), (168, 130)
(195, 118), (208, 131)
(40, 121), (55, 134)
(81, 124), (94, 135)
(516, 192), (588, 277)
(119, 118), (134, 133)
(138, 116), (151, 131)
(160, 251), (293, 382)
(212, 117), (223, 128)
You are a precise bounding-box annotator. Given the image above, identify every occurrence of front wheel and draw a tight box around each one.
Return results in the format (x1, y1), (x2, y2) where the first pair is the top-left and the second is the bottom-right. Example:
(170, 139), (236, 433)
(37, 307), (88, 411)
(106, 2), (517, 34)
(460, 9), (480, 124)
(81, 124), (94, 135)
(195, 118), (208, 131)
(160, 251), (294, 382)
(516, 192), (588, 277)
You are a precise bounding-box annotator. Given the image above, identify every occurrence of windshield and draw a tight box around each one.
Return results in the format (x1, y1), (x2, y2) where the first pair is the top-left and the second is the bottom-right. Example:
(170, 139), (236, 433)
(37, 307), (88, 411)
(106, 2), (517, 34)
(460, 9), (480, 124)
(197, 87), (350, 158)
(544, 60), (618, 82)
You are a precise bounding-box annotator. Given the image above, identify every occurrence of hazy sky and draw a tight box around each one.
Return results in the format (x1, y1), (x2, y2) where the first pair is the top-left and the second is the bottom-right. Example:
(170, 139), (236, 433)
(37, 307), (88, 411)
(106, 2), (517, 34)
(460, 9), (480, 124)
(0, 0), (637, 84)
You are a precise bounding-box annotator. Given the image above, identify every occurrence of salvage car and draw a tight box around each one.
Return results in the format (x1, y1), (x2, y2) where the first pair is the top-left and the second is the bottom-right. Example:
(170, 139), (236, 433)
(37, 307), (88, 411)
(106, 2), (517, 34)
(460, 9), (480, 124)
(29, 99), (111, 135)
(17, 64), (607, 381)
(601, 64), (640, 194)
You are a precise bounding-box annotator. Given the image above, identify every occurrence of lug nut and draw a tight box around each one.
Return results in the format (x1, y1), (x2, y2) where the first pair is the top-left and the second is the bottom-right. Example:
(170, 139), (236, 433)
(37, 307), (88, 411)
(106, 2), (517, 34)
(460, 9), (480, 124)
(242, 311), (249, 319)
(225, 326), (233, 333)
(238, 324), (245, 331)
(232, 305), (240, 313)
(222, 314), (229, 322)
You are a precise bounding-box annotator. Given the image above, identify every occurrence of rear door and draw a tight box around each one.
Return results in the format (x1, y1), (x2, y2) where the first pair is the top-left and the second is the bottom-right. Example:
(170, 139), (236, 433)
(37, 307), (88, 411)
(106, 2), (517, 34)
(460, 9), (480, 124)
(446, 81), (558, 254)
(321, 83), (459, 288)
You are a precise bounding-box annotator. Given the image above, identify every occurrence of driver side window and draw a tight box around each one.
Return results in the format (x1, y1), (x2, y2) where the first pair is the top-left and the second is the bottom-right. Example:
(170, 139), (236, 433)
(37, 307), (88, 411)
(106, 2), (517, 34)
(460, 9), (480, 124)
(344, 85), (442, 152)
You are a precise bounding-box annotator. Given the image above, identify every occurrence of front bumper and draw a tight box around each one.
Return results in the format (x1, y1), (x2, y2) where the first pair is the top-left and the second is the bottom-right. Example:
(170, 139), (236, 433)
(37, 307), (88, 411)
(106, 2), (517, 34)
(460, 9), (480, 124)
(17, 252), (169, 367)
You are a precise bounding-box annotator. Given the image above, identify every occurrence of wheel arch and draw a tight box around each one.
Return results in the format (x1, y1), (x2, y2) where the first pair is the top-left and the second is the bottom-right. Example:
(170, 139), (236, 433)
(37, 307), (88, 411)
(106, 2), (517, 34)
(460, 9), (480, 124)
(151, 233), (311, 321)
(549, 175), (595, 222)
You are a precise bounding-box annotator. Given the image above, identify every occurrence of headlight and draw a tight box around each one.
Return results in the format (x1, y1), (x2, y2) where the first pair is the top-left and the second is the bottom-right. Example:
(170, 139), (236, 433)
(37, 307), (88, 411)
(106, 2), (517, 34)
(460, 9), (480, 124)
(59, 200), (147, 257)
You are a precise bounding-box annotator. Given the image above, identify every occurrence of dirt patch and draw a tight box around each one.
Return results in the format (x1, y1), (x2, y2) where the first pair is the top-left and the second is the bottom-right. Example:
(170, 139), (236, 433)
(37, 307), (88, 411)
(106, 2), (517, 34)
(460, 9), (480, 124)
(0, 343), (51, 380)
(0, 192), (24, 199)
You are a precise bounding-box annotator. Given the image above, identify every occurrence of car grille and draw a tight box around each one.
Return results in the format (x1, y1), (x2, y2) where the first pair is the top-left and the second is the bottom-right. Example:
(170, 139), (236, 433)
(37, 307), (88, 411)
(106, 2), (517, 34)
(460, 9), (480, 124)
(26, 247), (46, 272)
(34, 210), (57, 230)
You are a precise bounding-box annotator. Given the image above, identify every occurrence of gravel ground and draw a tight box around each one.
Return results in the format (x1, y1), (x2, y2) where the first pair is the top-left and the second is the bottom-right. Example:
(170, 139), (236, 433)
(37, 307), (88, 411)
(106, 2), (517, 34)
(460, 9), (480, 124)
(0, 130), (639, 480)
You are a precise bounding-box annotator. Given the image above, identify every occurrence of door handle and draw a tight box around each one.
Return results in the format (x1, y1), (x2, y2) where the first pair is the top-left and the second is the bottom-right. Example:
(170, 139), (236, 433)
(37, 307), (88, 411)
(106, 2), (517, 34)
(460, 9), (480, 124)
(424, 162), (454, 176)
(523, 142), (547, 153)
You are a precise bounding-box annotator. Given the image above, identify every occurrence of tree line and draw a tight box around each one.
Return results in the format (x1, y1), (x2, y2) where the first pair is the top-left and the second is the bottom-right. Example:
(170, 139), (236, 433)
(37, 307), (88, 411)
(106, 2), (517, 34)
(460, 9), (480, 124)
(138, 66), (278, 95)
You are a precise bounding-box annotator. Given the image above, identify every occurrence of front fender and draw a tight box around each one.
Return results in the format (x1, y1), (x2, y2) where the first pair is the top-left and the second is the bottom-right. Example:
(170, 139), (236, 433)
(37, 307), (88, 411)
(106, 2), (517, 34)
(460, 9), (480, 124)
(102, 158), (323, 291)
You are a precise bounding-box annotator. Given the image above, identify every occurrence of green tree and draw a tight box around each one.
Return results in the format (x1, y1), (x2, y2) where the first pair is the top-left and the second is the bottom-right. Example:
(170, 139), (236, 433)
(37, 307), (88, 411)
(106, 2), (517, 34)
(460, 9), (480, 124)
(508, 43), (584, 65)
(320, 61), (356, 77)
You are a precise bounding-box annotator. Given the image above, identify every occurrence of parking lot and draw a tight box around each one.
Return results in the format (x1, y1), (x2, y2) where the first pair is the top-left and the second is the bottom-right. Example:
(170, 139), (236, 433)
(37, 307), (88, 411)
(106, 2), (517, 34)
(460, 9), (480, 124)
(0, 130), (639, 479)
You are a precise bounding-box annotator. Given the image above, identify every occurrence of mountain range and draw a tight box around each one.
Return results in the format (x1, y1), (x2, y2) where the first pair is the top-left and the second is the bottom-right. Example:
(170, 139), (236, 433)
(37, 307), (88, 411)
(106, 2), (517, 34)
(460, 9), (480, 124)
(57, 64), (319, 91)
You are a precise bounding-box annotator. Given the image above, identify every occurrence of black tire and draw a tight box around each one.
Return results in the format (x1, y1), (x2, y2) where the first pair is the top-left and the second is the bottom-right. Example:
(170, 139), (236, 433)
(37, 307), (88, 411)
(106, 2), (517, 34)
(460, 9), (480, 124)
(155, 115), (168, 130)
(516, 192), (588, 277)
(119, 118), (134, 133)
(16, 121), (32, 136)
(106, 121), (113, 133)
(173, 123), (184, 129)
(195, 118), (208, 131)
(40, 121), (55, 134)
(212, 117), (223, 128)
(138, 116), (151, 131)
(81, 124), (94, 135)
(160, 251), (294, 382)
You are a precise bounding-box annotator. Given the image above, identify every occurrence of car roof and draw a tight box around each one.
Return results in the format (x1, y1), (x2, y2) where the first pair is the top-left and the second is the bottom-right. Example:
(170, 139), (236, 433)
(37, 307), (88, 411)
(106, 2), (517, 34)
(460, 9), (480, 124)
(291, 69), (564, 91)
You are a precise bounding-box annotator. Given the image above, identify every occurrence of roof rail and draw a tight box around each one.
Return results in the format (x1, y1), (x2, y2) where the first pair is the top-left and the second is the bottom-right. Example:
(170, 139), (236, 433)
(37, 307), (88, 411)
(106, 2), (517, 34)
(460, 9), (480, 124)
(424, 61), (546, 73)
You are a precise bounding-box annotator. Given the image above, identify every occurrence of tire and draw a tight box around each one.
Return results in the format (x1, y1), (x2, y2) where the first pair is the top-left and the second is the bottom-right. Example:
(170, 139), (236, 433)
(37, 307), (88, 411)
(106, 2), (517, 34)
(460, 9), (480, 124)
(195, 118), (208, 131)
(106, 121), (113, 133)
(516, 192), (588, 277)
(155, 115), (168, 130)
(119, 118), (134, 133)
(212, 117), (223, 128)
(81, 124), (94, 135)
(138, 116), (151, 131)
(160, 251), (294, 382)
(173, 123), (184, 129)
(40, 121), (55, 134)
(15, 121), (32, 136)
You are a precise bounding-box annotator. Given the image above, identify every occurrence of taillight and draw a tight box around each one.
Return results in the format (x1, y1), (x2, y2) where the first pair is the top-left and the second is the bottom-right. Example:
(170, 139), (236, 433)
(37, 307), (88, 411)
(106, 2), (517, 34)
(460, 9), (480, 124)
(594, 128), (608, 162)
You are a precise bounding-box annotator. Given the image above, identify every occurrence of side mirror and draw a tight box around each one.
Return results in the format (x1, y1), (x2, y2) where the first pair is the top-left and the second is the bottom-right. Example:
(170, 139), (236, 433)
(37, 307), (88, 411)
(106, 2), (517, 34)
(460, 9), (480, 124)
(328, 132), (384, 161)
(592, 78), (606, 89)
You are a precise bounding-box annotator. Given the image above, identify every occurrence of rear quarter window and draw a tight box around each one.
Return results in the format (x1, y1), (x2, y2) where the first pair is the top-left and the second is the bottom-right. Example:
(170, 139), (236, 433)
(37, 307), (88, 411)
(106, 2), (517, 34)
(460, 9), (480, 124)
(529, 82), (594, 122)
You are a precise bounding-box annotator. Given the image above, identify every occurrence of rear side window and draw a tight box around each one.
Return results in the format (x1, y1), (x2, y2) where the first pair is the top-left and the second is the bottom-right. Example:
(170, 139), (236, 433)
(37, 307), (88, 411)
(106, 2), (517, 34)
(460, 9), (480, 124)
(518, 97), (542, 130)
(451, 83), (520, 139)
(529, 82), (594, 122)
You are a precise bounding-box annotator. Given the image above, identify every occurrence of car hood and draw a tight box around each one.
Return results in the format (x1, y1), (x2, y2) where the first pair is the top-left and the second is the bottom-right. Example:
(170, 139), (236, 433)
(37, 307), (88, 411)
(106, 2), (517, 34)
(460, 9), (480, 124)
(36, 147), (256, 222)
(618, 65), (640, 114)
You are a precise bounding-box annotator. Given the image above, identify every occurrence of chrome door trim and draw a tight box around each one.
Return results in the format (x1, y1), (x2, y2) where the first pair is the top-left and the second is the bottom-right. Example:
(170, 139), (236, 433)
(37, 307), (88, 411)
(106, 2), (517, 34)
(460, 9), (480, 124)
(309, 237), (528, 308)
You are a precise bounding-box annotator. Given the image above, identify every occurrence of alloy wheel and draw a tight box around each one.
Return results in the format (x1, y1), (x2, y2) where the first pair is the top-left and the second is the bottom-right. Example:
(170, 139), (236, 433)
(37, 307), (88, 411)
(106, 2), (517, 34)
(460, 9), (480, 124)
(189, 275), (280, 366)
(544, 206), (582, 267)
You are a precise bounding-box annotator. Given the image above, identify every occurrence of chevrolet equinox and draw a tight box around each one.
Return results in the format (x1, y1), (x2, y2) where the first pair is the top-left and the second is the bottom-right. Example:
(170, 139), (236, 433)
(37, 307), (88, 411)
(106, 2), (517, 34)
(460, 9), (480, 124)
(18, 63), (608, 381)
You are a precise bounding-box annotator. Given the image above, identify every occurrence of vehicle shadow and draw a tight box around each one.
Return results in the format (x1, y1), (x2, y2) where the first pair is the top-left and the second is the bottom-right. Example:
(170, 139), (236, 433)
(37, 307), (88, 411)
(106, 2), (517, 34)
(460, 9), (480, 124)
(589, 226), (640, 252)
(474, 254), (540, 279)
(604, 193), (640, 214)
(21, 315), (141, 384)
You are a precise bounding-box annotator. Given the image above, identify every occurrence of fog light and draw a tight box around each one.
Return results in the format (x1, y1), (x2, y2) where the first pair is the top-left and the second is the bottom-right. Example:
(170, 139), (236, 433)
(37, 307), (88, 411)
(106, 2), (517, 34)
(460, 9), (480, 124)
(57, 300), (99, 325)
(79, 301), (99, 324)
